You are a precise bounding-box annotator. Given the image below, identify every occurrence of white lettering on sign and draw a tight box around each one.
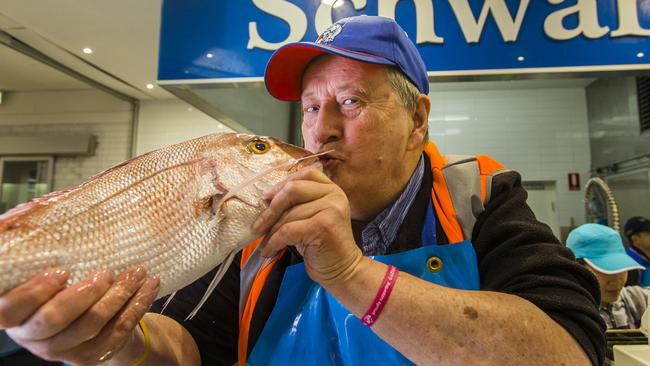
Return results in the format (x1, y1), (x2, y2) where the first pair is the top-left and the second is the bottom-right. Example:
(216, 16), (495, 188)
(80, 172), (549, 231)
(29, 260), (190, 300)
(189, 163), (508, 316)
(544, 0), (609, 40)
(449, 0), (530, 43)
(611, 0), (650, 37)
(247, 0), (307, 50)
(315, 0), (367, 35)
(378, 0), (444, 44)
(247, 0), (650, 51)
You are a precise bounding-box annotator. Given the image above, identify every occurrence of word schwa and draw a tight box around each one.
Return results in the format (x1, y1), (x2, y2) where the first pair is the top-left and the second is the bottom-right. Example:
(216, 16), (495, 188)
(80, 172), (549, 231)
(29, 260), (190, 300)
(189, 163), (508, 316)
(248, 0), (650, 50)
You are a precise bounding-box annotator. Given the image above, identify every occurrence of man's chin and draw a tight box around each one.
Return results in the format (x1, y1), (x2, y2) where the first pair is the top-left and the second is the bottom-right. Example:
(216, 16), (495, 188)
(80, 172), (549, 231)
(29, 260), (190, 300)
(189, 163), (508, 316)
(603, 293), (620, 304)
(323, 165), (341, 182)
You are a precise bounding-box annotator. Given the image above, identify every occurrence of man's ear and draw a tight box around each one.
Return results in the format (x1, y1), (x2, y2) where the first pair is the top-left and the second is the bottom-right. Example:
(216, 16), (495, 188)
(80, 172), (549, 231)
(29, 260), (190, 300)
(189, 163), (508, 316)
(407, 94), (431, 150)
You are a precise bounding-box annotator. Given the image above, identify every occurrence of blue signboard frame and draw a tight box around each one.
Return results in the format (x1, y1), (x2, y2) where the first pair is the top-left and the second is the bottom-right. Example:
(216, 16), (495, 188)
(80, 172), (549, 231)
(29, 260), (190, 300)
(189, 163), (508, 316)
(158, 0), (650, 83)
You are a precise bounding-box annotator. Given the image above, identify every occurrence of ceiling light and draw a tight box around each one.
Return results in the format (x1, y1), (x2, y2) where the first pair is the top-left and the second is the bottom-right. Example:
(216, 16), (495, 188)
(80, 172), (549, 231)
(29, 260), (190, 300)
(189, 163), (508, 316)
(146, 84), (154, 89)
(83, 48), (93, 54)
(517, 56), (525, 62)
(206, 53), (214, 58)
(321, 0), (345, 8)
(637, 52), (645, 58)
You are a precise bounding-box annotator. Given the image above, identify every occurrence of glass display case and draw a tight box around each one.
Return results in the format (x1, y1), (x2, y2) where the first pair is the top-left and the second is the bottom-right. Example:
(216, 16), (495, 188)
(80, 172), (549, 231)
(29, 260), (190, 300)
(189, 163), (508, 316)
(0, 156), (53, 214)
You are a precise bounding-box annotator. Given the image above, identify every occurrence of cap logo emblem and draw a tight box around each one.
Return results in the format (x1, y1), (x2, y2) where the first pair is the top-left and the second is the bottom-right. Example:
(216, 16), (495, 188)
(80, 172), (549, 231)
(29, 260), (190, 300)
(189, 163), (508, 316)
(316, 22), (343, 44)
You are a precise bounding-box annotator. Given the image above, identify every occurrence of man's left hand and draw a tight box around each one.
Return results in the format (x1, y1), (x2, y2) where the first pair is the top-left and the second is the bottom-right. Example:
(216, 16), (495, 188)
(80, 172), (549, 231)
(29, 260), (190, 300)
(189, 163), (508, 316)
(252, 167), (363, 286)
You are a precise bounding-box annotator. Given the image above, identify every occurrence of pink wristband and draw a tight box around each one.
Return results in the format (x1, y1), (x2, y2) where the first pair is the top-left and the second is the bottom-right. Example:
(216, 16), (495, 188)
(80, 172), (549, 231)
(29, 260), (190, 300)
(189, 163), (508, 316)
(361, 265), (399, 327)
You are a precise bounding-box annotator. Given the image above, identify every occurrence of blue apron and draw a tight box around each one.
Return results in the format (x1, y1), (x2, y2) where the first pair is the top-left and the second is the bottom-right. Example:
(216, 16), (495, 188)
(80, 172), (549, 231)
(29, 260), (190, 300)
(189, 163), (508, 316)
(248, 201), (480, 365)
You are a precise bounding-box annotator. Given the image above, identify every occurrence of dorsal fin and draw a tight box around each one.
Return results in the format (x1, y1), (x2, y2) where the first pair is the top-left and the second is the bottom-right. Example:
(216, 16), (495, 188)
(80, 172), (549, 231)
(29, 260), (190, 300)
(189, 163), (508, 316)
(0, 189), (72, 231)
(0, 151), (157, 232)
(83, 150), (155, 184)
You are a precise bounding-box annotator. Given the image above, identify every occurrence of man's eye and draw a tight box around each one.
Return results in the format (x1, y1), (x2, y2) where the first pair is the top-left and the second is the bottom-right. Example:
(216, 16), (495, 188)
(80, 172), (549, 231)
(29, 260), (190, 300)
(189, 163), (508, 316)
(306, 106), (319, 112)
(342, 98), (358, 105)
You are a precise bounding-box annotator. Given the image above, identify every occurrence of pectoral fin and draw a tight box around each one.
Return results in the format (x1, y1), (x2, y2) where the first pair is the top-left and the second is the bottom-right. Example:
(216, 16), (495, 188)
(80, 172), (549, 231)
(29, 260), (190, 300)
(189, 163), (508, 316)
(185, 250), (238, 320)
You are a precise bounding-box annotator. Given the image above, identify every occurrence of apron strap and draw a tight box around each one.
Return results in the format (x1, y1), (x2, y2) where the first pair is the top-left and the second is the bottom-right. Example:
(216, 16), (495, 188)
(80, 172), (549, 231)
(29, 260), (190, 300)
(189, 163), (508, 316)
(421, 199), (437, 246)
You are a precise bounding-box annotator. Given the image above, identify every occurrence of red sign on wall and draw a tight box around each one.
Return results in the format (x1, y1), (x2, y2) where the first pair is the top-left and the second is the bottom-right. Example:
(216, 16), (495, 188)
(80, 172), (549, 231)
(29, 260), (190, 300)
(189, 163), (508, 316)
(568, 173), (581, 191)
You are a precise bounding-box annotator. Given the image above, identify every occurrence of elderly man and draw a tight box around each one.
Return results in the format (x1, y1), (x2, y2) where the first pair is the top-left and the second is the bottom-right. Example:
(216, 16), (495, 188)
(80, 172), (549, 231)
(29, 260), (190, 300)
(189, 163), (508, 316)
(0, 16), (604, 366)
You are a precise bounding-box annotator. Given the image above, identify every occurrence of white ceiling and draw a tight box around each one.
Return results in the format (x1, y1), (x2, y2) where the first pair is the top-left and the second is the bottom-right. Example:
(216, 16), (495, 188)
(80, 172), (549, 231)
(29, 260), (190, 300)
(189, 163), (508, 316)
(0, 42), (88, 91)
(0, 0), (170, 99)
(0, 1), (599, 100)
(429, 78), (596, 92)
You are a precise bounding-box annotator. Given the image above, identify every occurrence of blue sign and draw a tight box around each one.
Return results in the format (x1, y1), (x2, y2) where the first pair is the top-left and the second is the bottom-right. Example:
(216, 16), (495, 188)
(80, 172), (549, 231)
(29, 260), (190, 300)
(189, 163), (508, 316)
(158, 0), (650, 82)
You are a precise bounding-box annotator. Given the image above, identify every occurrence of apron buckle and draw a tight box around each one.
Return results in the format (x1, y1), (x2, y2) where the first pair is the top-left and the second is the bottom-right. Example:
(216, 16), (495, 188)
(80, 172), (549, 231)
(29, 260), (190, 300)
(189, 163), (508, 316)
(426, 256), (443, 273)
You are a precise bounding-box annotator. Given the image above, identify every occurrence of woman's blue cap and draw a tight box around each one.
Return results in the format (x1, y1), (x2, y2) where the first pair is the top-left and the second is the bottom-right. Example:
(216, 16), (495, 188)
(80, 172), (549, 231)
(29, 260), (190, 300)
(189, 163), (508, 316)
(264, 15), (429, 101)
(567, 223), (644, 274)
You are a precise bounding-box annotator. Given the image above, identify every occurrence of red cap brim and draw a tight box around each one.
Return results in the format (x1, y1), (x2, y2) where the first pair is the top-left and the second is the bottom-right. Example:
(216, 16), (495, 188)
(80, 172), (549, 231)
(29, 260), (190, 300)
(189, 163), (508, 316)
(264, 42), (394, 101)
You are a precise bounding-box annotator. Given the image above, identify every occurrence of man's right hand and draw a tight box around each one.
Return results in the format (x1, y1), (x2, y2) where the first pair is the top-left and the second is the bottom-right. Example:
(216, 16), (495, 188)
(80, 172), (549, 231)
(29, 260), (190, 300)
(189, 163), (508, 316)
(0, 267), (159, 365)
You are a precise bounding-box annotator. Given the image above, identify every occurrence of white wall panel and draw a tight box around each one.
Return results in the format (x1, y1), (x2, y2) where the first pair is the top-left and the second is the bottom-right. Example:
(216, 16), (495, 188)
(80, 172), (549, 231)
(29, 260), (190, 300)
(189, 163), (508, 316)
(136, 99), (233, 155)
(428, 87), (591, 230)
(586, 77), (650, 169)
(0, 90), (133, 191)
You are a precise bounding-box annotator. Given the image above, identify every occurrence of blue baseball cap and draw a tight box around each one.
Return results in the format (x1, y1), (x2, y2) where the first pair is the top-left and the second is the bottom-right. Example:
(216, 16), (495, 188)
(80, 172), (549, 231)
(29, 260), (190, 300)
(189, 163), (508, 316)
(567, 223), (644, 274)
(264, 15), (429, 101)
(624, 216), (650, 239)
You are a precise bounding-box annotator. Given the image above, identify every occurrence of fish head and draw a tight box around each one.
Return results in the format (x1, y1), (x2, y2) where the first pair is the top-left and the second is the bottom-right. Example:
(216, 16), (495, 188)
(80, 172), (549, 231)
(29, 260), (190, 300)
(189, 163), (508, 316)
(203, 133), (322, 212)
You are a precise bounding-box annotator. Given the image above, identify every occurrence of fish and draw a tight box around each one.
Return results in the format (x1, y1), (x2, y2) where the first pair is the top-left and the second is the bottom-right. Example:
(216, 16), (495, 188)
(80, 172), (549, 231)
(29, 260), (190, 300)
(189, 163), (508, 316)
(0, 133), (321, 317)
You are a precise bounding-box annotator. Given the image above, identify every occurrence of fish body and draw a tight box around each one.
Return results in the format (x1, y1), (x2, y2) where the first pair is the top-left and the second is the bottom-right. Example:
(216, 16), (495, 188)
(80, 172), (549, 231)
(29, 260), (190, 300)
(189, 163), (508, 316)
(0, 133), (315, 298)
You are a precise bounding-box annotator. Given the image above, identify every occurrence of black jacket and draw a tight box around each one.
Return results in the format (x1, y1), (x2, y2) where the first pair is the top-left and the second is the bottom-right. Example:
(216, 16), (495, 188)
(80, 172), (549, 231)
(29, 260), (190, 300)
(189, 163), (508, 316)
(154, 158), (606, 365)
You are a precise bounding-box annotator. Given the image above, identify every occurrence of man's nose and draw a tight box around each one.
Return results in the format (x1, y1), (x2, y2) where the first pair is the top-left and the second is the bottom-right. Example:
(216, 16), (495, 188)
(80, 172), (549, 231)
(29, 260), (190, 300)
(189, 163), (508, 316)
(314, 103), (343, 144)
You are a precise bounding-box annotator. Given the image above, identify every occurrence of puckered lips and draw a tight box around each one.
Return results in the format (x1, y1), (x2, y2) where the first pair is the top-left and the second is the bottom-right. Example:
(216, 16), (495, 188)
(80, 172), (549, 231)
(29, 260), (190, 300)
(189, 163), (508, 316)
(318, 151), (340, 169)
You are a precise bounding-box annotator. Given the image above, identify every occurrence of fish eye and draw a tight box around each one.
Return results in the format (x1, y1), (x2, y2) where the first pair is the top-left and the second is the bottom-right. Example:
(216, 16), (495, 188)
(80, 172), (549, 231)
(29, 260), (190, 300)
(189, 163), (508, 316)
(247, 139), (270, 154)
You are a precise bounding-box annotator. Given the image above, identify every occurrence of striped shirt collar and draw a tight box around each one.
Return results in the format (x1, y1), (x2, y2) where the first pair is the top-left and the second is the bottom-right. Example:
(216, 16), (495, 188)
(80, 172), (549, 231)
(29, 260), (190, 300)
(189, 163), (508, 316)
(361, 155), (425, 256)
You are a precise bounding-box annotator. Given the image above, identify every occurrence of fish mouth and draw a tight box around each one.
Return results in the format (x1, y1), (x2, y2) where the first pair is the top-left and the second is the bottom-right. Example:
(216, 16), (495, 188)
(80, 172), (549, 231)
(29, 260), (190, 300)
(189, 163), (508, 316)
(272, 139), (325, 171)
(211, 141), (329, 214)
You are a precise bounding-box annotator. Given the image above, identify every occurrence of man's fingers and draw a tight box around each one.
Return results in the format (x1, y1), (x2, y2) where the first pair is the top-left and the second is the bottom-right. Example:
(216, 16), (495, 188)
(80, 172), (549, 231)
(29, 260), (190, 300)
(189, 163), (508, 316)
(37, 267), (148, 351)
(259, 196), (334, 257)
(21, 276), (160, 364)
(8, 270), (113, 341)
(64, 277), (160, 364)
(264, 166), (331, 200)
(254, 180), (334, 234)
(261, 216), (323, 258)
(0, 268), (69, 329)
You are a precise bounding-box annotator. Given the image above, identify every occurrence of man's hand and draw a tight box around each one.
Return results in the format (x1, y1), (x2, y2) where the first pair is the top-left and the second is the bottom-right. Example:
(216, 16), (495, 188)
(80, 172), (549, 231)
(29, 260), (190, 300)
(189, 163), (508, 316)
(0, 267), (159, 365)
(253, 167), (363, 286)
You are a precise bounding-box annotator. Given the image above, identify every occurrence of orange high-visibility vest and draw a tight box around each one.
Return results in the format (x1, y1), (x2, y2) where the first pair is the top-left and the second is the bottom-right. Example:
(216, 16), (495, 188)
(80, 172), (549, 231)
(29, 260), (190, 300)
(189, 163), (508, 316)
(237, 142), (507, 364)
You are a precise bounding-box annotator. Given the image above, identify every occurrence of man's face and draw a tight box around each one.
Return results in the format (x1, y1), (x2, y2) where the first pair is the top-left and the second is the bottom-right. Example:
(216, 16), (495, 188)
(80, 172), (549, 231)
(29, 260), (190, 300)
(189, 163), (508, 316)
(631, 232), (650, 253)
(300, 55), (424, 220)
(585, 264), (627, 307)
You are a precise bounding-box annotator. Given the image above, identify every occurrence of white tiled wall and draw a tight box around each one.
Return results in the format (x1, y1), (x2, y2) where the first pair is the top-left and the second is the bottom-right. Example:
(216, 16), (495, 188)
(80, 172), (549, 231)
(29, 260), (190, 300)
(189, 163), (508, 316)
(0, 90), (133, 191)
(136, 99), (233, 155)
(428, 87), (591, 228)
(0, 123), (132, 191)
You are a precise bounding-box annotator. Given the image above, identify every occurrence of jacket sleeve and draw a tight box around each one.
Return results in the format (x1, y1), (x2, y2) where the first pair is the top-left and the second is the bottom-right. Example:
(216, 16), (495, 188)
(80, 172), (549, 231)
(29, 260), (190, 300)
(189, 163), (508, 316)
(471, 170), (606, 366)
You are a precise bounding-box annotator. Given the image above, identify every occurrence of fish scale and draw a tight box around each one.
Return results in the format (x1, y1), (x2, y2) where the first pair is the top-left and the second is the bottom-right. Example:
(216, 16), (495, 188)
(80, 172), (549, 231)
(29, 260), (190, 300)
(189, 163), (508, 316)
(0, 133), (318, 303)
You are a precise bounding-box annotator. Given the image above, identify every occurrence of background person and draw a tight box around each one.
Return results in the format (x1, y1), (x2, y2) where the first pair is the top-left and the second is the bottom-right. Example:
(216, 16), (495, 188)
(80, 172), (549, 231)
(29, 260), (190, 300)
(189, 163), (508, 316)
(624, 216), (650, 287)
(567, 223), (649, 329)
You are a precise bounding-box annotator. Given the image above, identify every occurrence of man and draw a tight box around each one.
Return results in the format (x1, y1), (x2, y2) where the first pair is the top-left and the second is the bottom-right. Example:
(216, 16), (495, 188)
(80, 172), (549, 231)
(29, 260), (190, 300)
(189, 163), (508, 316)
(624, 216), (650, 286)
(567, 223), (648, 329)
(0, 16), (604, 365)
